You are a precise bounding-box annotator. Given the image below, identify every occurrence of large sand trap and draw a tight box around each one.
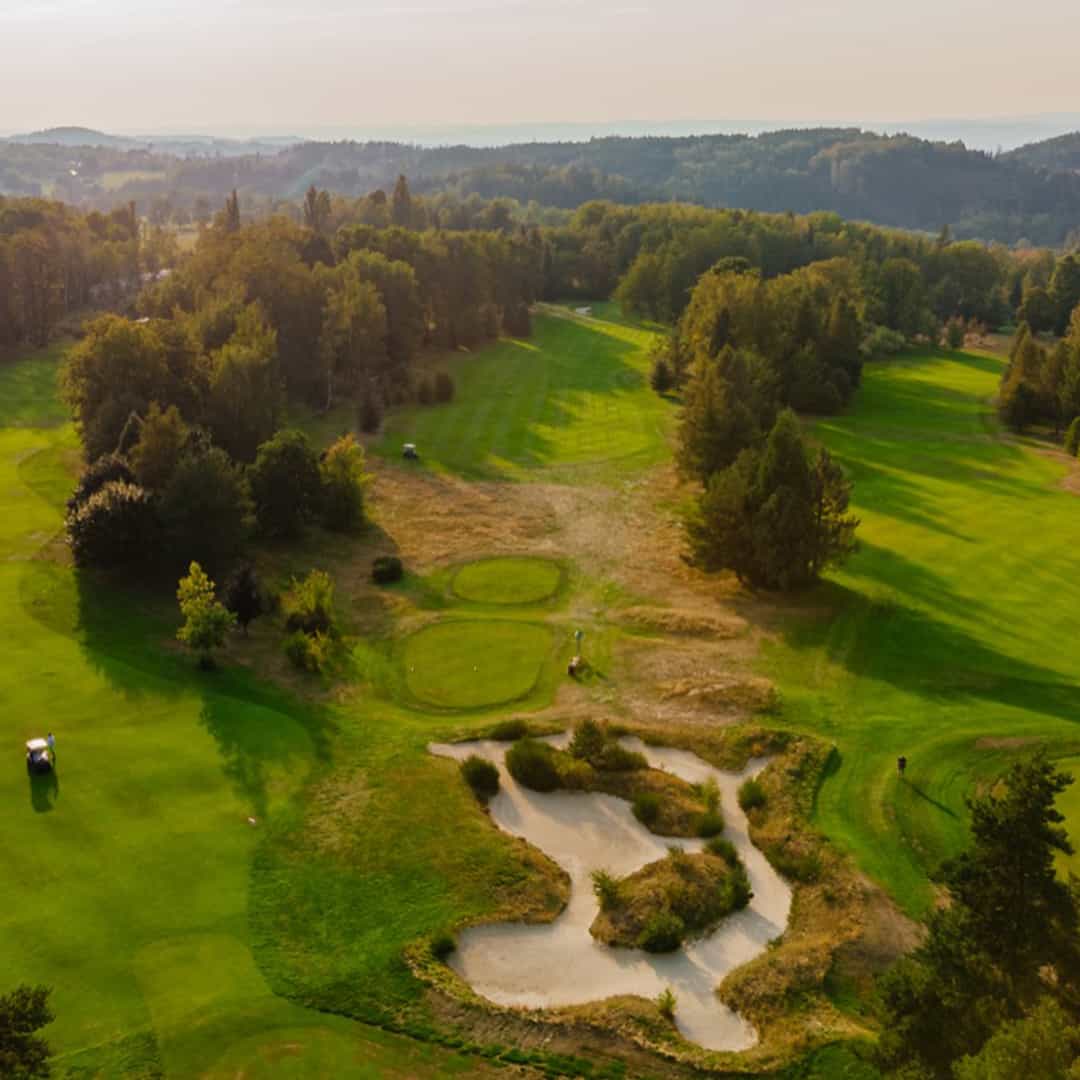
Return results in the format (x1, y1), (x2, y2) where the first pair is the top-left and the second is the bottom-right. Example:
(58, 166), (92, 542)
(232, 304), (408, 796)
(428, 735), (792, 1051)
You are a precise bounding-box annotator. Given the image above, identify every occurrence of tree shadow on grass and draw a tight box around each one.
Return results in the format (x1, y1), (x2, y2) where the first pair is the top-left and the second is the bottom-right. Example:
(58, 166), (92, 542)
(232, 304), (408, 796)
(786, 579), (1080, 727)
(382, 315), (658, 480)
(19, 561), (337, 817)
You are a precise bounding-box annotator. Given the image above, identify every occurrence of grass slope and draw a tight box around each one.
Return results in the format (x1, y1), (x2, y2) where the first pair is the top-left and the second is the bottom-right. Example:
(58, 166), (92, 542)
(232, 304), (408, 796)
(763, 349), (1080, 914)
(375, 306), (672, 482)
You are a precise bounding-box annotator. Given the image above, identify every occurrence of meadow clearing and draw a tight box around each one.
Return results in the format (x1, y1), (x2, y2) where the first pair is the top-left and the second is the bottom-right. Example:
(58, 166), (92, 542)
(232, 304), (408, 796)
(3, 306), (1079, 1077)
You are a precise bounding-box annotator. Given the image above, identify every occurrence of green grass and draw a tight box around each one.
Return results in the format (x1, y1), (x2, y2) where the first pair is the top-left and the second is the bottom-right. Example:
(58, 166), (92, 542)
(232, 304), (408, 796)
(403, 619), (555, 709)
(451, 556), (562, 605)
(1055, 756), (1080, 878)
(375, 307), (673, 482)
(0, 347), (558, 1077)
(762, 348), (1080, 914)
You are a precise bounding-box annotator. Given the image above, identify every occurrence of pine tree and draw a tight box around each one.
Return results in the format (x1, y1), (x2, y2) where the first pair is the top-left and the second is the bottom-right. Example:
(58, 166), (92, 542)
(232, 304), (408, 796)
(391, 174), (413, 228)
(225, 565), (263, 636)
(223, 189), (241, 232)
(676, 363), (759, 484)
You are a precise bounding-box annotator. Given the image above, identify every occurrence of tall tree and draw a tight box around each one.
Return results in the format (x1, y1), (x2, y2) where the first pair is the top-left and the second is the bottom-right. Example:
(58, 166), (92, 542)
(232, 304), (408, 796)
(391, 174), (414, 228)
(0, 984), (53, 1080)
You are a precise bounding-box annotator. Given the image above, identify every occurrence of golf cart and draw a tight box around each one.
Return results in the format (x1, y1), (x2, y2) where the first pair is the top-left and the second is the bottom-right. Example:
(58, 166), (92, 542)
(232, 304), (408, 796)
(402, 443), (419, 460)
(26, 738), (53, 775)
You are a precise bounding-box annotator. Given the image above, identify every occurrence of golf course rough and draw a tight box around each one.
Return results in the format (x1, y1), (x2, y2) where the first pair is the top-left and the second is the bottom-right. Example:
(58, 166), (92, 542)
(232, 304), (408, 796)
(403, 619), (555, 709)
(451, 556), (563, 605)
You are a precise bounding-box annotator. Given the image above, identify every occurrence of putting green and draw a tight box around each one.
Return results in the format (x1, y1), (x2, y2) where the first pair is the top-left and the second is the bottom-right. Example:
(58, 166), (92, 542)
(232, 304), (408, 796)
(403, 620), (553, 709)
(452, 557), (562, 605)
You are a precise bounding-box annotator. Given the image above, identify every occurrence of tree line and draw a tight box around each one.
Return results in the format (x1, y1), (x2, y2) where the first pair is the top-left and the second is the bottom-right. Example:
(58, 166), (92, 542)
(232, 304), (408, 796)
(59, 193), (540, 578)
(8, 127), (1080, 245)
(0, 196), (148, 352)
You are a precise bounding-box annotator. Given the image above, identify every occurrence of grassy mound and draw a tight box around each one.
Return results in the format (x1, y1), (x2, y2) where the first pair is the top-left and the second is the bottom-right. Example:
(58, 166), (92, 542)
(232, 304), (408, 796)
(452, 556), (562, 605)
(590, 847), (752, 952)
(504, 722), (721, 837)
(403, 619), (553, 709)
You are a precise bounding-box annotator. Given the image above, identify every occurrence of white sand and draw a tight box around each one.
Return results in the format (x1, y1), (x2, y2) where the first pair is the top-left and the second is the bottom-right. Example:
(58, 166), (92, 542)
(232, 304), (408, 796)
(428, 735), (792, 1051)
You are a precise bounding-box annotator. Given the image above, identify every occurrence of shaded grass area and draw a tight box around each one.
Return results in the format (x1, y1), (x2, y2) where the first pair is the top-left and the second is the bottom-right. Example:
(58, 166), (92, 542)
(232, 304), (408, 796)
(375, 308), (673, 482)
(762, 348), (1080, 914)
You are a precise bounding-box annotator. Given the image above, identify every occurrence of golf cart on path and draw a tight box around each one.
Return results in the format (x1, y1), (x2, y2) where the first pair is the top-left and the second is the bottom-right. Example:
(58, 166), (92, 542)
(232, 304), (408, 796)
(402, 443), (419, 460)
(26, 738), (53, 774)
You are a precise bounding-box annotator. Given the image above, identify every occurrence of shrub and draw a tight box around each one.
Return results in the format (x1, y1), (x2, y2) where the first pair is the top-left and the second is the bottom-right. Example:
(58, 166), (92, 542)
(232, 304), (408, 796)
(861, 324), (908, 358)
(371, 555), (404, 584)
(944, 316), (967, 350)
(697, 776), (720, 812)
(417, 377), (433, 405)
(725, 864), (754, 909)
(434, 372), (455, 403)
(67, 452), (134, 514)
(697, 809), (725, 838)
(66, 480), (160, 568)
(632, 792), (661, 827)
(283, 629), (333, 673)
(1065, 416), (1080, 457)
(176, 561), (236, 668)
(637, 910), (686, 953)
(568, 718), (606, 763)
(461, 755), (500, 801)
(504, 302), (532, 337)
(430, 931), (456, 961)
(557, 758), (595, 790)
(505, 738), (561, 792)
(357, 394), (382, 434)
(738, 778), (767, 812)
(593, 742), (647, 772)
(249, 429), (322, 538)
(771, 847), (823, 883)
(705, 835), (738, 865)
(650, 356), (674, 394)
(591, 869), (621, 911)
(225, 564), (264, 635)
(282, 570), (336, 636)
(320, 434), (369, 532)
(489, 718), (528, 741)
(657, 987), (677, 1020)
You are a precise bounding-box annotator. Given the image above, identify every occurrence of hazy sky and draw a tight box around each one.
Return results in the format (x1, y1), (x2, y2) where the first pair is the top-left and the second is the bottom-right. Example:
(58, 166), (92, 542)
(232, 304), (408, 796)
(3, 0), (1080, 137)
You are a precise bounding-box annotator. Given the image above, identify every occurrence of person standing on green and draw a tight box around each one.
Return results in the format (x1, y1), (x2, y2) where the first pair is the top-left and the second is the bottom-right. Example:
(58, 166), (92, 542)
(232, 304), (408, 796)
(47, 732), (56, 760)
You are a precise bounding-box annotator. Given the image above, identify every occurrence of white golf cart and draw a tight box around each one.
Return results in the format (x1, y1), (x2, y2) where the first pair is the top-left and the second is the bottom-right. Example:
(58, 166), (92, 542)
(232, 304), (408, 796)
(26, 738), (53, 775)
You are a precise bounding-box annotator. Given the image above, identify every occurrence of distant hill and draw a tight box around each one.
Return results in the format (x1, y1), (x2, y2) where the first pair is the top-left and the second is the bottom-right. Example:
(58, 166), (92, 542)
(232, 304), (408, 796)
(5, 126), (134, 148)
(2, 127), (302, 157)
(1005, 131), (1080, 173)
(3, 126), (1080, 246)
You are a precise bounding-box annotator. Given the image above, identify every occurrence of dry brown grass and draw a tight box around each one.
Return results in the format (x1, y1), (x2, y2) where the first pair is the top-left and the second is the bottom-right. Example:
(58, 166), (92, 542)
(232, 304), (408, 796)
(590, 851), (739, 948)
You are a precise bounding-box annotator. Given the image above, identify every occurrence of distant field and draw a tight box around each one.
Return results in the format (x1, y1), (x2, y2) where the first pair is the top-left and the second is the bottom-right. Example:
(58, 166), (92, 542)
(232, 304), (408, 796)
(763, 349), (1080, 914)
(102, 168), (167, 191)
(376, 305), (673, 482)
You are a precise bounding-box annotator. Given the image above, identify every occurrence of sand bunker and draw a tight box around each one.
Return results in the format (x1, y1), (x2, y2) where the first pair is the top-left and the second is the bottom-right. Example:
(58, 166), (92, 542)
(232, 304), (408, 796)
(428, 735), (792, 1051)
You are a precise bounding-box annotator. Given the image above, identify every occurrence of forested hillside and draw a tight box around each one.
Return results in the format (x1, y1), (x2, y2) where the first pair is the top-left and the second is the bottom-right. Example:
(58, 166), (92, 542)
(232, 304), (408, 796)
(5, 127), (1080, 246)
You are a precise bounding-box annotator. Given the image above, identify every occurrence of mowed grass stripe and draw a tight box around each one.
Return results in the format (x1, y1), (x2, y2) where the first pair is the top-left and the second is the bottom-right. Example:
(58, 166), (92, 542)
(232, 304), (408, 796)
(376, 310), (673, 481)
